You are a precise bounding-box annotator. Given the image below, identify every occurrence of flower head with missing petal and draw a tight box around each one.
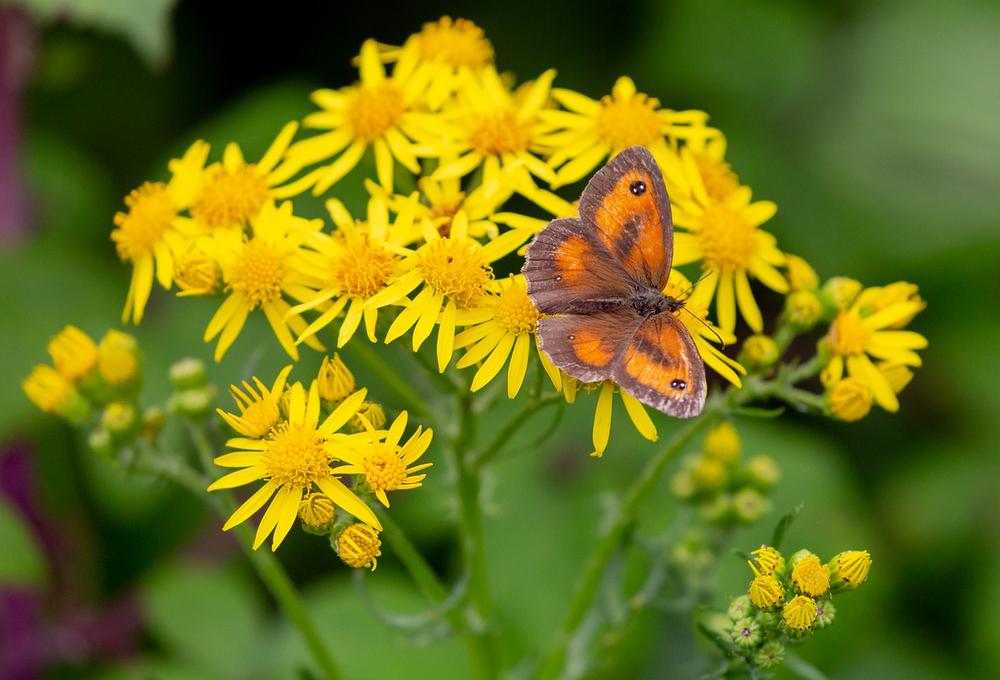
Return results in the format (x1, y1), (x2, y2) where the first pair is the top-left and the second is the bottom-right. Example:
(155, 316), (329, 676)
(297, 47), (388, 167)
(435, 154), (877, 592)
(209, 378), (380, 551)
(217, 365), (293, 438)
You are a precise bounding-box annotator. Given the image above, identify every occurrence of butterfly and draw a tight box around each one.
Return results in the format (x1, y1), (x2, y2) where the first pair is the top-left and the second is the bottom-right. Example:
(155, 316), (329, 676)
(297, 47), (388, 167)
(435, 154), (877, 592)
(522, 146), (706, 418)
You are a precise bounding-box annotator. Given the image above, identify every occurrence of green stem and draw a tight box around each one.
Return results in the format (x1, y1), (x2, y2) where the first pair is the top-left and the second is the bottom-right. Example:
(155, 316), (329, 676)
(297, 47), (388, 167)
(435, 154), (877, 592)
(344, 340), (428, 417)
(136, 441), (343, 680)
(474, 393), (564, 467)
(537, 413), (720, 680)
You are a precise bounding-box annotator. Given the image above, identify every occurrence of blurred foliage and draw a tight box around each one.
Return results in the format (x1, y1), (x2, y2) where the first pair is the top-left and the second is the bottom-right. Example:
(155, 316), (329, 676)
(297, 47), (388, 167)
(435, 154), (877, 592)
(4, 0), (999, 678)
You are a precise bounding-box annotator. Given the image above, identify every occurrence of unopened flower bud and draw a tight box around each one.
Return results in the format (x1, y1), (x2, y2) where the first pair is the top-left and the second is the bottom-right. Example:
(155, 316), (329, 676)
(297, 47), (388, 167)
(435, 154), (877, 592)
(102, 402), (138, 439)
(786, 255), (819, 291)
(336, 523), (381, 570)
(791, 553), (830, 597)
(750, 545), (785, 576)
(671, 469), (696, 501)
(782, 595), (817, 632)
(97, 330), (140, 388)
(169, 386), (217, 419)
(299, 493), (336, 533)
(749, 569), (784, 609)
(48, 325), (98, 382)
(727, 594), (752, 622)
(754, 640), (785, 668)
(692, 457), (727, 492)
(169, 357), (207, 390)
(23, 365), (92, 424)
(784, 290), (822, 330)
(733, 488), (770, 524)
(317, 354), (355, 403)
(820, 277), (862, 318)
(813, 598), (836, 628)
(141, 406), (166, 440)
(352, 401), (386, 431)
(827, 378), (873, 422)
(703, 422), (740, 464)
(88, 427), (115, 458)
(741, 334), (779, 369)
(745, 455), (781, 490)
(730, 617), (762, 649)
(701, 493), (733, 523)
(828, 550), (872, 589)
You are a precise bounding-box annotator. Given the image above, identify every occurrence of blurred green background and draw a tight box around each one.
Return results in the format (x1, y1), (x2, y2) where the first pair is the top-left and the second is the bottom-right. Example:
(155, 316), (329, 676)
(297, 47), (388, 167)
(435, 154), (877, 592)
(2, 1), (998, 678)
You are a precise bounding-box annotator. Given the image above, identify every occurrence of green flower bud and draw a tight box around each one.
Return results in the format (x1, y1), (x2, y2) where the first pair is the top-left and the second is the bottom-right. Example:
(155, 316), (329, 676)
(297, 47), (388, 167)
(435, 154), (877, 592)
(730, 617), (762, 649)
(733, 487), (770, 524)
(101, 402), (138, 440)
(88, 427), (115, 458)
(169, 357), (208, 390)
(754, 640), (785, 669)
(820, 277), (862, 319)
(671, 469), (696, 501)
(740, 334), (780, 369)
(814, 597), (836, 628)
(744, 455), (781, 490)
(169, 385), (217, 420)
(701, 493), (733, 524)
(727, 594), (753, 622)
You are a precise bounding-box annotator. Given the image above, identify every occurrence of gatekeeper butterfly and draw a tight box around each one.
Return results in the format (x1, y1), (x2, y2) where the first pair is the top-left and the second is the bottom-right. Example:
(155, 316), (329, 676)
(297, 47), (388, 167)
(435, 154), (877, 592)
(522, 146), (706, 418)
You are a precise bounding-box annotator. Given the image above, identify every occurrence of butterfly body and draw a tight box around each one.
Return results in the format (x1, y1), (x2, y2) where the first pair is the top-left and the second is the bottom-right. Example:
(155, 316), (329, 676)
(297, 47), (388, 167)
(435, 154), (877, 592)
(522, 146), (707, 419)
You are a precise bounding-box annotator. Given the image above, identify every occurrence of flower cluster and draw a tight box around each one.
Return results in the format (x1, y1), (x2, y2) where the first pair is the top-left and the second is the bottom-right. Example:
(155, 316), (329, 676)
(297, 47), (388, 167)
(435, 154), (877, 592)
(210, 357), (432, 554)
(719, 544), (872, 671)
(671, 422), (781, 525)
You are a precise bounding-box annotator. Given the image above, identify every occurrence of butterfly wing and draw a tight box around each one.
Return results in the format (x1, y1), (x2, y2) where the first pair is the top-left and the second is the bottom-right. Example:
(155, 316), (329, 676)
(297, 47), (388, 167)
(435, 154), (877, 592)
(523, 217), (634, 315)
(613, 313), (706, 418)
(536, 310), (642, 383)
(578, 146), (673, 290)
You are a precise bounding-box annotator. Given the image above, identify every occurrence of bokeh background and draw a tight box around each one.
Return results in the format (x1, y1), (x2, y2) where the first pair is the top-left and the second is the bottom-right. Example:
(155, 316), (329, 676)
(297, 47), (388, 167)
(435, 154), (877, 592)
(2, 1), (998, 678)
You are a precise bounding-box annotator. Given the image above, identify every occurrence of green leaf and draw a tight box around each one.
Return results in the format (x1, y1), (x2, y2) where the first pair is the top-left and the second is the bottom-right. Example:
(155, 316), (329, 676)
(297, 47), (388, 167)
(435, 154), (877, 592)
(0, 496), (45, 587)
(21, 0), (177, 66)
(786, 652), (831, 680)
(732, 405), (786, 419)
(770, 504), (803, 551)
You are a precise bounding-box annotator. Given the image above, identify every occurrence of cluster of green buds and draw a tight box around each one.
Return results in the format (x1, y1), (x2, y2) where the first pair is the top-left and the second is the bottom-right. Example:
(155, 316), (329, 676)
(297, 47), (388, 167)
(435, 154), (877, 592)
(719, 544), (872, 672)
(22, 325), (162, 458)
(671, 422), (781, 526)
(167, 357), (217, 420)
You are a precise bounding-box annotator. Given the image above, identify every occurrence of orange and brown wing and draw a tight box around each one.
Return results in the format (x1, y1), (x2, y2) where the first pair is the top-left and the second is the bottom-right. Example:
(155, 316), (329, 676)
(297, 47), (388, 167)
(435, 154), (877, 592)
(536, 310), (642, 383)
(523, 217), (633, 315)
(578, 146), (673, 290)
(613, 313), (706, 418)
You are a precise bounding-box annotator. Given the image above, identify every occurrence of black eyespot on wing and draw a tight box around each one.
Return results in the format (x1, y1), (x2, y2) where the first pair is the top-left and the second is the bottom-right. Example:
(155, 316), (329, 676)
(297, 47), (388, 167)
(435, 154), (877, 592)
(629, 180), (646, 195)
(670, 379), (687, 390)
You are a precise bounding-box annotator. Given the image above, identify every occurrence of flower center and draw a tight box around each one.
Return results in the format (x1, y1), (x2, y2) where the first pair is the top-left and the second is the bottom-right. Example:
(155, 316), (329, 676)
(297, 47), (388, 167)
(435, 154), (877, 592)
(261, 423), (330, 489)
(692, 152), (740, 201)
(112, 182), (176, 262)
(696, 203), (758, 274)
(417, 237), (492, 308)
(469, 111), (531, 157)
(348, 82), (405, 143)
(363, 449), (408, 493)
(229, 239), (287, 308)
(418, 17), (493, 67)
(829, 311), (871, 356)
(191, 164), (269, 229)
(329, 234), (397, 297)
(492, 282), (538, 335)
(595, 93), (662, 150)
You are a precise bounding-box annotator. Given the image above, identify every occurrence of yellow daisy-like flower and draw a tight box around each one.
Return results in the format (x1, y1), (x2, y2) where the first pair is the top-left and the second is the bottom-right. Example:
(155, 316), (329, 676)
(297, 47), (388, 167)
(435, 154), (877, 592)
(454, 275), (562, 398)
(288, 196), (412, 349)
(187, 122), (303, 232)
(209, 381), (380, 551)
(676, 135), (741, 203)
(662, 148), (788, 333)
(542, 76), (718, 188)
(821, 282), (927, 412)
(587, 381), (658, 458)
(415, 65), (559, 189)
(202, 201), (325, 361)
(332, 410), (433, 508)
(217, 365), (293, 438)
(367, 212), (511, 371)
(112, 140), (208, 324)
(287, 40), (430, 195)
(48, 325), (98, 382)
(375, 16), (494, 110)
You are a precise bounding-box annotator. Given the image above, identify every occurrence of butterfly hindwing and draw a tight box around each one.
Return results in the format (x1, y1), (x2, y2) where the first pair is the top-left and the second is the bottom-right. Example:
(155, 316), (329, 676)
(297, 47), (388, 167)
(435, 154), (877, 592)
(578, 146), (673, 290)
(523, 217), (633, 315)
(612, 313), (706, 419)
(536, 311), (642, 383)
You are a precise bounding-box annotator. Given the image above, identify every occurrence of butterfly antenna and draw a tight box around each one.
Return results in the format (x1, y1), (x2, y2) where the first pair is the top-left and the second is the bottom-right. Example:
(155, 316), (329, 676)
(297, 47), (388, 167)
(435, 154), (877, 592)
(678, 269), (714, 301)
(679, 306), (726, 350)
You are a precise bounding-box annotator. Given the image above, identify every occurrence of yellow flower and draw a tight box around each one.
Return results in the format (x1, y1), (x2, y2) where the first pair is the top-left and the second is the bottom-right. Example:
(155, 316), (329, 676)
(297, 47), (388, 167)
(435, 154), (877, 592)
(188, 122), (303, 231)
(112, 140), (208, 324)
(97, 330), (139, 387)
(703, 422), (740, 463)
(588, 382), (658, 458)
(785, 290), (823, 329)
(289, 197), (412, 349)
(826, 377), (873, 422)
(681, 135), (741, 202)
(820, 276), (863, 313)
(376, 17), (494, 110)
(316, 354), (355, 403)
(829, 550), (872, 589)
(208, 381), (380, 551)
(662, 148), (788, 333)
(23, 365), (89, 422)
(352, 401), (386, 431)
(454, 275), (561, 398)
(298, 492), (335, 530)
(741, 334), (779, 369)
(750, 545), (785, 576)
(542, 76), (717, 187)
(48, 325), (97, 382)
(338, 523), (382, 570)
(287, 40), (429, 194)
(414, 65), (560, 189)
(368, 213), (510, 371)
(823, 282), (927, 412)
(202, 201), (325, 361)
(791, 554), (830, 597)
(748, 565), (784, 609)
(217, 365), (293, 438)
(783, 595), (817, 631)
(171, 240), (219, 297)
(332, 411), (433, 508)
(785, 254), (819, 291)
(665, 271), (746, 387)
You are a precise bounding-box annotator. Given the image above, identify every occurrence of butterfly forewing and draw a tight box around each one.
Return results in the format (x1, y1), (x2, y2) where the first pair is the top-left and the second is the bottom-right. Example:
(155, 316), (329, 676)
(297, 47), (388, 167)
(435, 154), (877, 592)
(612, 314), (706, 418)
(578, 147), (673, 290)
